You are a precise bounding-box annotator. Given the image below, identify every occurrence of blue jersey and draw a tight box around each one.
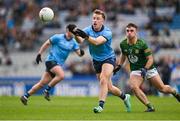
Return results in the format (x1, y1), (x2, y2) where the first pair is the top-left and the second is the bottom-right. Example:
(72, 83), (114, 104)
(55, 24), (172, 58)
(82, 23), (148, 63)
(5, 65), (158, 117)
(46, 34), (79, 65)
(84, 25), (115, 61)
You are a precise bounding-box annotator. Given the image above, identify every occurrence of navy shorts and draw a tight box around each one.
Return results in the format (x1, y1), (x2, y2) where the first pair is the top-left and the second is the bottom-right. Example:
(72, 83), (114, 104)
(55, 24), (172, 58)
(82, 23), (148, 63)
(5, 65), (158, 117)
(45, 61), (58, 78)
(93, 57), (116, 73)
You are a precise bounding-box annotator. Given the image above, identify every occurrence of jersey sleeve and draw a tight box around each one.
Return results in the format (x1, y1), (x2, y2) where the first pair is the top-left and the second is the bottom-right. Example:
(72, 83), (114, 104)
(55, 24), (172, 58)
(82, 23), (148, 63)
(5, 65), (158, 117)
(49, 34), (59, 44)
(102, 30), (112, 41)
(142, 41), (152, 57)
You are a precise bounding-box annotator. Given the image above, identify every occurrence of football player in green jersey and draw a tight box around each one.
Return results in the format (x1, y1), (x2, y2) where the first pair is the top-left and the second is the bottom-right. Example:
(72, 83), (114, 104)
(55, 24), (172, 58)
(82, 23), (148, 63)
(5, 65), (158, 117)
(114, 23), (180, 112)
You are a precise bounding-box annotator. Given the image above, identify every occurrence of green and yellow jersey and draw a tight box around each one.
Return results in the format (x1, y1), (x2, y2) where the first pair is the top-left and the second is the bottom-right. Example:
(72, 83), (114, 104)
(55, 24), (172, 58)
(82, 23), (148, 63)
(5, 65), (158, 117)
(120, 38), (154, 71)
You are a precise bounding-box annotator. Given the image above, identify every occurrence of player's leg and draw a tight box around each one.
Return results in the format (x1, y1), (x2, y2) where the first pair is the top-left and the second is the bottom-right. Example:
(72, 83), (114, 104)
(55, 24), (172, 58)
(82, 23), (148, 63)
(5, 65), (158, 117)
(93, 73), (105, 113)
(20, 72), (52, 105)
(93, 63), (113, 113)
(44, 65), (65, 101)
(92, 60), (104, 113)
(42, 61), (64, 101)
(129, 73), (155, 112)
(94, 63), (114, 113)
(107, 80), (131, 112)
(149, 74), (180, 102)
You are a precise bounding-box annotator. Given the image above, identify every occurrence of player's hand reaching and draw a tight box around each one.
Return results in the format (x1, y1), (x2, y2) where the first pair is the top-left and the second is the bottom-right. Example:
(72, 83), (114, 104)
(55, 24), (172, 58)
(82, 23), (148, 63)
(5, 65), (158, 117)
(67, 24), (89, 39)
(75, 29), (89, 39)
(140, 68), (147, 79)
(36, 54), (42, 64)
(113, 65), (121, 75)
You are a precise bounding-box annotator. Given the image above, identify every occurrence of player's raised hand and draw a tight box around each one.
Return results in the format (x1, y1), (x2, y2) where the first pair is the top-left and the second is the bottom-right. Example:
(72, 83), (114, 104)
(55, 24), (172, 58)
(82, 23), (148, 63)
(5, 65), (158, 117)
(140, 68), (147, 79)
(76, 29), (89, 39)
(36, 54), (42, 64)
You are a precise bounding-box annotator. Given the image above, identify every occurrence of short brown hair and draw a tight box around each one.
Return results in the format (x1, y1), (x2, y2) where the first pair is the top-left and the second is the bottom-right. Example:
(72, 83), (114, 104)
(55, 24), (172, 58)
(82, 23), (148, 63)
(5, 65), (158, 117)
(126, 23), (138, 29)
(93, 9), (106, 20)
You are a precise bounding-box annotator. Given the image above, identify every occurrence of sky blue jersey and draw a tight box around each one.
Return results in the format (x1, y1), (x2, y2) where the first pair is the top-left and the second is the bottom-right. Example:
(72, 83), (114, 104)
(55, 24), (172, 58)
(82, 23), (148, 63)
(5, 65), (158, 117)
(84, 25), (115, 61)
(46, 34), (79, 65)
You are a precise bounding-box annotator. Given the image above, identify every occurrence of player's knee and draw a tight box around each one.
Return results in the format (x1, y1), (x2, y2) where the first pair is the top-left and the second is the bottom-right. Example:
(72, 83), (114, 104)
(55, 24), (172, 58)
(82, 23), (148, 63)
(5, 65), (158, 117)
(108, 85), (113, 92)
(100, 80), (107, 86)
(100, 77), (108, 86)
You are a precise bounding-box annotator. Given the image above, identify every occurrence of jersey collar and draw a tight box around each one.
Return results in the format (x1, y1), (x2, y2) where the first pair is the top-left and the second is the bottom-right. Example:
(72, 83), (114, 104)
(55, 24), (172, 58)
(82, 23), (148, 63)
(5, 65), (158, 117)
(127, 38), (138, 45)
(64, 34), (72, 41)
(92, 25), (104, 32)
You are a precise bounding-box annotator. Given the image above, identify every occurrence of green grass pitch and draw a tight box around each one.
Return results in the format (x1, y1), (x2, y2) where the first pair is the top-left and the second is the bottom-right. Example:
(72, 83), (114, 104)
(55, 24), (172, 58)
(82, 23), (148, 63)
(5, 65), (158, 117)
(0, 96), (180, 120)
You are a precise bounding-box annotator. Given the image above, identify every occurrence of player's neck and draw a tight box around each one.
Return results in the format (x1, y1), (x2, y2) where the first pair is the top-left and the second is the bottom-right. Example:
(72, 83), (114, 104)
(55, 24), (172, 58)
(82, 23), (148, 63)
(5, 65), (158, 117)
(65, 33), (72, 40)
(127, 37), (137, 45)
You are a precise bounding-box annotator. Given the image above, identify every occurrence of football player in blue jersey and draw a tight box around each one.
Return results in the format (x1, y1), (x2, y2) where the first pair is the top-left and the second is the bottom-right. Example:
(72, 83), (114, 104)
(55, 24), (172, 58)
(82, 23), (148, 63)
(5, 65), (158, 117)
(68, 9), (131, 113)
(20, 24), (84, 105)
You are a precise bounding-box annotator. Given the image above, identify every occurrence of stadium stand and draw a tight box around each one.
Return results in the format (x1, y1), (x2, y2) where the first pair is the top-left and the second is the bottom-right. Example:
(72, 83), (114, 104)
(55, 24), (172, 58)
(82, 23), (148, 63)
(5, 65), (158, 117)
(0, 0), (180, 95)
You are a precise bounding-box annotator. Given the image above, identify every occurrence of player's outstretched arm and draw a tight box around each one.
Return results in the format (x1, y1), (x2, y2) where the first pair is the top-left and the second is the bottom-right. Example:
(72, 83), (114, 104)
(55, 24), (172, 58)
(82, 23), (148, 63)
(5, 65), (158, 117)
(67, 24), (84, 43)
(76, 28), (106, 45)
(87, 35), (106, 45)
(36, 39), (51, 64)
(67, 24), (106, 45)
(74, 36), (84, 43)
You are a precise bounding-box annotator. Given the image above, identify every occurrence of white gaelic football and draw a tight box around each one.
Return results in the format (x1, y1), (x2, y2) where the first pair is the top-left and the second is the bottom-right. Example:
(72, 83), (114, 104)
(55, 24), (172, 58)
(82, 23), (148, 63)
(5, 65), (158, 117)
(39, 7), (54, 22)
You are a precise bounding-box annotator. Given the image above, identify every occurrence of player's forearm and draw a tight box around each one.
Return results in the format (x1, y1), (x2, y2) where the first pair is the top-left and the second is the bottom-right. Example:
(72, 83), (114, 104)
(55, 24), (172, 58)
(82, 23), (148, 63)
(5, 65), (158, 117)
(144, 56), (153, 69)
(38, 43), (49, 54)
(87, 36), (105, 45)
(87, 37), (99, 45)
(75, 36), (84, 43)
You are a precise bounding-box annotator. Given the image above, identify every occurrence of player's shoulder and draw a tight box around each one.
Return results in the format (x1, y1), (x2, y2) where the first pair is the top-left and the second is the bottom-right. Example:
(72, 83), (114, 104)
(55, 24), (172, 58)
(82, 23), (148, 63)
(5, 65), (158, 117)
(102, 25), (111, 33)
(137, 38), (148, 45)
(119, 38), (128, 49)
(49, 34), (64, 43)
(102, 26), (112, 36)
(120, 38), (127, 45)
(84, 25), (91, 31)
(104, 25), (111, 31)
(71, 38), (77, 42)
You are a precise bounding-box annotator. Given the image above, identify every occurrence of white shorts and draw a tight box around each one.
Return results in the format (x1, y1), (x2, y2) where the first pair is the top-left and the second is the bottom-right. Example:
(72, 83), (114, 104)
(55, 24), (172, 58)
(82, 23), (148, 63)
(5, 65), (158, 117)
(130, 68), (158, 79)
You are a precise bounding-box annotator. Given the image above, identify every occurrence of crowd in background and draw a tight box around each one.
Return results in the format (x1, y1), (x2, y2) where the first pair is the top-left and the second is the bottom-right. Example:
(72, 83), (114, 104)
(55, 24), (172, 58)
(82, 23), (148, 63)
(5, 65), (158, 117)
(0, 0), (180, 93)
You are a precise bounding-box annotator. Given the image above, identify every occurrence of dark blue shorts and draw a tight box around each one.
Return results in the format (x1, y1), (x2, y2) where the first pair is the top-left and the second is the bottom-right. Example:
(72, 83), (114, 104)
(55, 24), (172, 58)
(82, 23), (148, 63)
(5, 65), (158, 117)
(45, 61), (58, 78)
(93, 57), (116, 73)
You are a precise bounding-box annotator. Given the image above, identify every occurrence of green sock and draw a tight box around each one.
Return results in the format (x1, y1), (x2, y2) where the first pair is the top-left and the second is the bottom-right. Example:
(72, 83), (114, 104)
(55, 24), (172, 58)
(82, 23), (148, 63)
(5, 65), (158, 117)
(146, 103), (153, 109)
(172, 91), (177, 96)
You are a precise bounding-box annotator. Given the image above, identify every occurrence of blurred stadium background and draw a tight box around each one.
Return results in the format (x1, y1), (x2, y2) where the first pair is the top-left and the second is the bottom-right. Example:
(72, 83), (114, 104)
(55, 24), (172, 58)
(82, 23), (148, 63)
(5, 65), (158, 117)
(0, 0), (180, 97)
